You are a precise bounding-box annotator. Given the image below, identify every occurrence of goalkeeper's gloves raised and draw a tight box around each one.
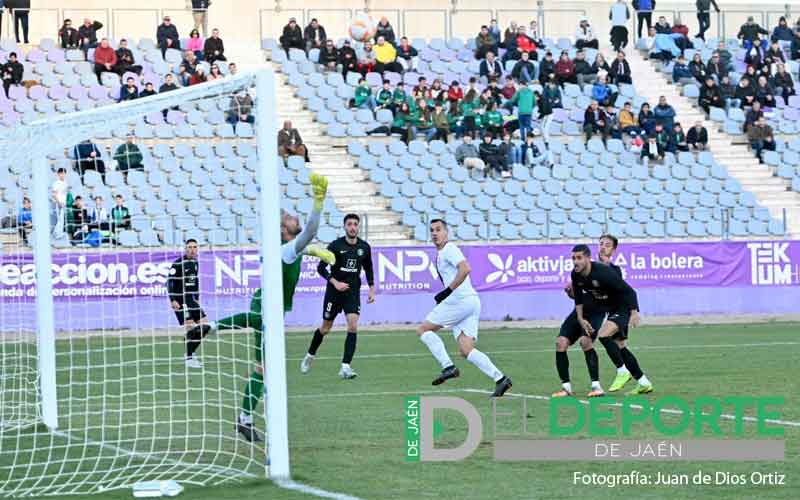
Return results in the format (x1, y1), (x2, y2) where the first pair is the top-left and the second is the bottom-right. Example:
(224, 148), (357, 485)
(306, 244), (336, 265)
(309, 172), (329, 211)
(434, 287), (452, 304)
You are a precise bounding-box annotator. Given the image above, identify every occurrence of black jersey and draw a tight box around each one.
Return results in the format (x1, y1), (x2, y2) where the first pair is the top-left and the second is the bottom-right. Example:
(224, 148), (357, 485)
(571, 261), (639, 313)
(317, 237), (374, 290)
(168, 255), (200, 302)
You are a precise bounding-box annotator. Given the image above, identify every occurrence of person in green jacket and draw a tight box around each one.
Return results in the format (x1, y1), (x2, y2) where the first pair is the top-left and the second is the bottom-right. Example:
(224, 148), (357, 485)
(392, 82), (407, 108)
(351, 77), (375, 110)
(367, 101), (412, 143)
(447, 100), (464, 138)
(412, 99), (436, 141)
(113, 134), (144, 179)
(484, 102), (504, 138)
(376, 79), (394, 112)
(431, 101), (450, 142)
(509, 84), (536, 138)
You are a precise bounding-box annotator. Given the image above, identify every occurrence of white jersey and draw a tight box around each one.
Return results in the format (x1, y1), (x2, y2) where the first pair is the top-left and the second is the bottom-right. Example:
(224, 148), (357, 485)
(51, 179), (68, 206)
(436, 241), (477, 303)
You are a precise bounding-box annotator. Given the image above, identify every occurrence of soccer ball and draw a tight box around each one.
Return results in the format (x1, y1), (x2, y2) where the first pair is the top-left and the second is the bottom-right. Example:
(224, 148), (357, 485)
(348, 13), (376, 43)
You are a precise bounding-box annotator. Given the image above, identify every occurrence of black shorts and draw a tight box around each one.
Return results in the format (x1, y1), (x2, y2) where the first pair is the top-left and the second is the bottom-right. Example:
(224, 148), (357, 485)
(606, 309), (631, 340)
(173, 295), (206, 326)
(322, 286), (360, 320)
(558, 309), (606, 344)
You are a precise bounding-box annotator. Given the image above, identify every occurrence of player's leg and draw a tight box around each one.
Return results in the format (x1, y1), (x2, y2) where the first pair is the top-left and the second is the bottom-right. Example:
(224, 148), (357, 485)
(184, 299), (211, 367)
(416, 319), (459, 385)
(338, 312), (360, 379)
(237, 360), (264, 443)
(614, 333), (652, 395)
(597, 316), (652, 394)
(607, 331), (632, 392)
(300, 318), (334, 374)
(553, 312), (579, 397)
(457, 328), (512, 397)
(579, 335), (604, 397)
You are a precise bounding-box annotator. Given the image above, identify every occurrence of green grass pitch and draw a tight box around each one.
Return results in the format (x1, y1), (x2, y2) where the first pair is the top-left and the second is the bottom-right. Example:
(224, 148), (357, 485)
(2, 322), (798, 499)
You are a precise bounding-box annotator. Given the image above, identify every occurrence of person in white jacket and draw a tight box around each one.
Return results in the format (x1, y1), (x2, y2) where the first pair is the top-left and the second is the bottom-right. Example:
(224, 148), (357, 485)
(575, 17), (598, 50)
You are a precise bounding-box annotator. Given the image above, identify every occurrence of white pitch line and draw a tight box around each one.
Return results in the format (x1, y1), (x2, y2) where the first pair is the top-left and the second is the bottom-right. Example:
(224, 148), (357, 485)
(462, 389), (800, 428)
(274, 478), (366, 500)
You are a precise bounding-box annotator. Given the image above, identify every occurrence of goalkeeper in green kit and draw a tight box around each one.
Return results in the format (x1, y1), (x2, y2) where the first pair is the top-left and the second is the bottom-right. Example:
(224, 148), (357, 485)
(212, 173), (335, 442)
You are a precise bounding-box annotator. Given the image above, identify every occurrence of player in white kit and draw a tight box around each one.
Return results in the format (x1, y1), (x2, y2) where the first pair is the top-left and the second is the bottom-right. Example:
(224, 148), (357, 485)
(415, 219), (513, 397)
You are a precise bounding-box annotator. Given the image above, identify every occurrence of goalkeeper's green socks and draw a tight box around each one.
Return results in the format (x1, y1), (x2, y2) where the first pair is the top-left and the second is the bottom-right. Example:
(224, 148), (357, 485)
(217, 312), (260, 331)
(239, 371), (264, 425)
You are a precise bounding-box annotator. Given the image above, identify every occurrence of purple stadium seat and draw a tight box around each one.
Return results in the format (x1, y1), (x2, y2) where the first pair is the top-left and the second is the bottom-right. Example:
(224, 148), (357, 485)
(48, 85), (67, 100)
(784, 107), (800, 121)
(2, 111), (19, 126)
(88, 85), (108, 101)
(142, 73), (159, 86)
(365, 72), (382, 87)
(26, 49), (45, 63)
(166, 110), (185, 125)
(146, 111), (165, 125)
(403, 71), (420, 84)
(439, 49), (456, 62)
(68, 85), (88, 100)
(788, 95), (800, 109)
(122, 71), (140, 83)
(384, 71), (401, 86)
(8, 85), (25, 100)
(28, 85), (46, 100)
(0, 100), (13, 113)
(47, 49), (66, 63)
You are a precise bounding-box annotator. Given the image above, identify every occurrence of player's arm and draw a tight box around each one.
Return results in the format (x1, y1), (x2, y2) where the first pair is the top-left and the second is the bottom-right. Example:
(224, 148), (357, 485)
(571, 273), (594, 334)
(363, 243), (376, 303)
(604, 268), (641, 327)
(317, 242), (349, 292)
(284, 173), (330, 262)
(167, 260), (182, 310)
(434, 258), (470, 304)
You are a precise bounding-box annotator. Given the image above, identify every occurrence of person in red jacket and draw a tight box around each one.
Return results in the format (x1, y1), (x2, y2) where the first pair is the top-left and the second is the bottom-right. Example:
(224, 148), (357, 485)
(555, 51), (577, 87)
(447, 80), (463, 102)
(93, 38), (117, 84)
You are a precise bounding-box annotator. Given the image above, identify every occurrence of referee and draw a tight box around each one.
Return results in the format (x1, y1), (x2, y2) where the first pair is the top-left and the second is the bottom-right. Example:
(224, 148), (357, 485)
(301, 214), (375, 379)
(168, 238), (211, 368)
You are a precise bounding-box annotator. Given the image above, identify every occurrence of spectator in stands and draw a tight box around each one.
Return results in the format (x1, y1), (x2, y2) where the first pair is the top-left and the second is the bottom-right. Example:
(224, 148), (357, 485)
(791, 31), (800, 60)
(207, 64), (223, 81)
(738, 16), (769, 50)
(555, 51), (577, 86)
(689, 52), (708, 83)
(339, 40), (357, 76)
(511, 50), (536, 84)
(610, 51), (632, 84)
(744, 100), (763, 131)
(772, 63), (795, 101)
(114, 39), (142, 75)
(539, 79), (563, 118)
(15, 197), (32, 245)
(113, 135), (142, 178)
(278, 120), (308, 161)
(479, 133), (508, 177)
(59, 19), (79, 49)
(747, 117), (772, 161)
(670, 123), (689, 152)
(504, 25), (537, 64)
(522, 133), (547, 166)
(139, 81), (156, 98)
(479, 51), (503, 82)
(93, 39), (117, 84)
(528, 20), (543, 46)
(88, 195), (110, 233)
(591, 52), (610, 75)
(191, 0), (210, 37)
(638, 102), (656, 135)
(448, 80), (463, 102)
(763, 132), (777, 156)
(318, 39), (338, 72)
(396, 37), (419, 72)
(304, 18), (326, 52)
(228, 62), (237, 75)
(592, 75), (614, 106)
(177, 64), (191, 86)
(583, 100), (609, 143)
(410, 99), (435, 141)
(431, 101), (450, 142)
(654, 15), (671, 35)
(393, 81), (408, 107)
(653, 96), (676, 131)
(351, 78), (375, 110)
(1, 51), (23, 98)
(741, 64), (759, 87)
(687, 121), (708, 149)
(671, 16), (689, 37)
(654, 123), (671, 154)
(715, 41), (733, 71)
(190, 65), (207, 85)
(705, 52), (727, 82)
(499, 132), (520, 167)
(538, 51), (556, 84)
(573, 50), (596, 87)
(484, 102), (504, 138)
(118, 77), (139, 102)
(695, 0), (720, 40)
(51, 168), (69, 236)
(357, 41), (376, 76)
(474, 25), (498, 60)
(772, 16), (794, 42)
(455, 134), (486, 173)
(735, 76), (756, 108)
(7, 0), (30, 44)
(375, 80), (393, 112)
(755, 75), (776, 107)
(429, 79), (446, 101)
(157, 16), (180, 56)
(509, 82), (535, 138)
(719, 75), (738, 109)
(204, 28), (226, 64)
(374, 36), (401, 74)
(672, 55), (694, 84)
(619, 101), (639, 136)
(575, 17), (599, 50)
(67, 196), (89, 245)
(501, 21), (518, 50)
(111, 194), (131, 234)
(609, 0), (630, 51)
(606, 104), (622, 139)
(182, 50), (198, 74)
(227, 90), (255, 131)
(489, 19), (502, 44)
(368, 101), (410, 140)
(766, 40), (786, 65)
(78, 17), (103, 54)
(699, 77), (723, 113)
(634, 0), (656, 38)
(640, 26), (657, 55)
(641, 133), (663, 163)
(744, 46), (765, 73)
(279, 17), (303, 54)
(187, 29), (204, 60)
(375, 17), (396, 45)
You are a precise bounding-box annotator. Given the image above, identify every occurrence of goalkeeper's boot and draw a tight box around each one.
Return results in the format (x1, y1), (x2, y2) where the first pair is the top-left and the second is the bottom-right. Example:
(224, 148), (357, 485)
(237, 421), (263, 443)
(608, 371), (632, 392)
(587, 388), (606, 398)
(626, 382), (654, 396)
(432, 365), (460, 386)
(300, 353), (315, 374)
(339, 364), (358, 380)
(185, 356), (202, 369)
(491, 376), (513, 398)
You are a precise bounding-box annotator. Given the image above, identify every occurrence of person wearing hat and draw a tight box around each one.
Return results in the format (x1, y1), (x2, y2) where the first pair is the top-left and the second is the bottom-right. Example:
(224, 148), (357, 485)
(280, 17), (304, 54)
(575, 17), (598, 50)
(157, 16), (181, 57)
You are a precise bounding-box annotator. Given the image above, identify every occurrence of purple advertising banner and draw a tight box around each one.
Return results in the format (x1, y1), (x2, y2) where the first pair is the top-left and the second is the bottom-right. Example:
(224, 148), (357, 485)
(0, 241), (798, 331)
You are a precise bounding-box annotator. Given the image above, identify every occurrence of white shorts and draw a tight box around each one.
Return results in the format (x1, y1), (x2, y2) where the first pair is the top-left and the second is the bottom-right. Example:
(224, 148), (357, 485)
(425, 295), (481, 341)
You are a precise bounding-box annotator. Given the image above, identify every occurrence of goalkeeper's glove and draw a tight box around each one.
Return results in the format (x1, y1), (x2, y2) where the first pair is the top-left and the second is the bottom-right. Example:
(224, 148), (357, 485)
(434, 287), (453, 304)
(306, 244), (336, 265)
(309, 172), (329, 211)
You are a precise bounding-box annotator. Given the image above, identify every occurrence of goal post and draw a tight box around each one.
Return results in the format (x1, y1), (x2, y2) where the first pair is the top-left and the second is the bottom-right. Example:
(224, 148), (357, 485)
(0, 67), (292, 496)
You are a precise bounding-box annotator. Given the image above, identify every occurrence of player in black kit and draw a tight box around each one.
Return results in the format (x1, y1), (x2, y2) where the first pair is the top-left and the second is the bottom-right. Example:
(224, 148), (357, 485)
(569, 244), (654, 396)
(301, 214), (375, 379)
(168, 238), (211, 369)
